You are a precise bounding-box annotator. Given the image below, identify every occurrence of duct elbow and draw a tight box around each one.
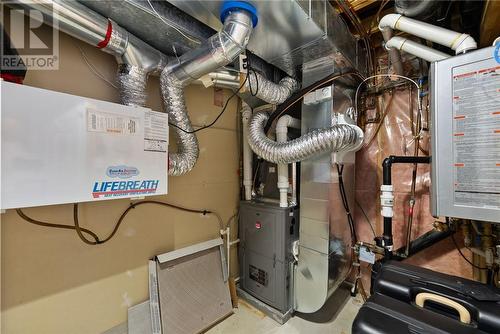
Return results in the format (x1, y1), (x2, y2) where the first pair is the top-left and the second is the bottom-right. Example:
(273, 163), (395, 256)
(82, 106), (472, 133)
(162, 2), (258, 176)
(454, 34), (477, 54)
(378, 13), (402, 32)
(115, 38), (168, 107)
(379, 14), (477, 55)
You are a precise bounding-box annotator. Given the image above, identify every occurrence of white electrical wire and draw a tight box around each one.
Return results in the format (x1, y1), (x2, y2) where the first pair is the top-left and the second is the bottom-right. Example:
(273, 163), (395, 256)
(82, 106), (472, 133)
(75, 44), (118, 89)
(146, 0), (202, 45)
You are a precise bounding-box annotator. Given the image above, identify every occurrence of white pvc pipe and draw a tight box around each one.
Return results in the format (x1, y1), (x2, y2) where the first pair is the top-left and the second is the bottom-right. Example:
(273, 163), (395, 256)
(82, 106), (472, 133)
(379, 14), (477, 54)
(241, 102), (253, 201)
(386, 37), (449, 62)
(276, 115), (301, 208)
(380, 28), (404, 75)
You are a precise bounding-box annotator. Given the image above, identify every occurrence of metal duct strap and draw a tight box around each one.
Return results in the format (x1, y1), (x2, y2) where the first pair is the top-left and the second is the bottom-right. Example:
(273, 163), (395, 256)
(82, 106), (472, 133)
(247, 111), (363, 164)
(162, 2), (257, 176)
(246, 73), (300, 105)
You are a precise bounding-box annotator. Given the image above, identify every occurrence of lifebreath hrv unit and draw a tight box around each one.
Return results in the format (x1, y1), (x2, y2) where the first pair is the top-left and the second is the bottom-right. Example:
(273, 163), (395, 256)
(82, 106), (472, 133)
(0, 81), (168, 209)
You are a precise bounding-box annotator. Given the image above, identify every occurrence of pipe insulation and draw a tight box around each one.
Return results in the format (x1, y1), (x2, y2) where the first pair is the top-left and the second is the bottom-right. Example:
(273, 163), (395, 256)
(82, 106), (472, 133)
(385, 37), (450, 62)
(379, 14), (477, 54)
(248, 111), (363, 164)
(161, 5), (256, 176)
(246, 72), (300, 105)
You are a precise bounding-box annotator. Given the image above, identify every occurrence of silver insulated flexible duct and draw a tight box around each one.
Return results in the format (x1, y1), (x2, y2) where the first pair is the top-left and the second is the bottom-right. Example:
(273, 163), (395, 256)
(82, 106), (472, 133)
(161, 4), (256, 176)
(245, 73), (300, 105)
(248, 111), (363, 164)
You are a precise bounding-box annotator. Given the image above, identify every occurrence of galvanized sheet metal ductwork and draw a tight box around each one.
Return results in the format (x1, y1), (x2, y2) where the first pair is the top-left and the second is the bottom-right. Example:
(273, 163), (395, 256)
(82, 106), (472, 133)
(165, 0), (367, 76)
(247, 111), (363, 164)
(162, 5), (256, 176)
(10, 0), (168, 108)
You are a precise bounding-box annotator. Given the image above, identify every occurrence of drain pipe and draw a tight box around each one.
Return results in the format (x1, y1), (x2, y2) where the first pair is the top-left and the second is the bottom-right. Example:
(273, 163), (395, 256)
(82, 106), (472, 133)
(379, 155), (431, 256)
(379, 27), (404, 75)
(241, 101), (253, 201)
(379, 14), (477, 55)
(385, 37), (450, 62)
(276, 115), (300, 207)
(161, 1), (257, 176)
(10, 0), (168, 107)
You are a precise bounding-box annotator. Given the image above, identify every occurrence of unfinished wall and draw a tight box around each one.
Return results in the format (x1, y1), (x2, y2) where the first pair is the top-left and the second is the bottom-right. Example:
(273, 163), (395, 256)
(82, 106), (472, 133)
(354, 87), (473, 288)
(1, 28), (241, 333)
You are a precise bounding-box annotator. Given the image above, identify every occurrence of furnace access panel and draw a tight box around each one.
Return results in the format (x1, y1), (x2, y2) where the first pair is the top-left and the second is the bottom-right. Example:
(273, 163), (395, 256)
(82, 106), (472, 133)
(431, 46), (500, 223)
(0, 81), (168, 209)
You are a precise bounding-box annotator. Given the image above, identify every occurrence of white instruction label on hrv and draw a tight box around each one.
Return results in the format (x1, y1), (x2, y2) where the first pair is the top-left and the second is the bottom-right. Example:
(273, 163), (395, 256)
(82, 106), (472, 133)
(87, 108), (138, 135)
(144, 111), (168, 153)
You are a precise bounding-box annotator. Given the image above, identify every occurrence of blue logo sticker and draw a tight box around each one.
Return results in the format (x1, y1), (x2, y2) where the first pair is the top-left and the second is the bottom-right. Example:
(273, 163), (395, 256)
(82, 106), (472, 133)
(106, 166), (140, 179)
(92, 179), (159, 198)
(494, 41), (500, 64)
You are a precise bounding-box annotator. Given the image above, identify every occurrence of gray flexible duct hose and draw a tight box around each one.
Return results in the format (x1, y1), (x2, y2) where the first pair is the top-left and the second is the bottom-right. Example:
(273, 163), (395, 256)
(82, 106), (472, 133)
(161, 75), (199, 176)
(117, 64), (148, 107)
(246, 73), (300, 105)
(248, 111), (361, 164)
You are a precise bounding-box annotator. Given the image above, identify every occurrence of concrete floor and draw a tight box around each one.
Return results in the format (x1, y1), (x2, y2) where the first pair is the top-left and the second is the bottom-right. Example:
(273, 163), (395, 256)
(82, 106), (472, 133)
(208, 292), (363, 334)
(104, 287), (363, 334)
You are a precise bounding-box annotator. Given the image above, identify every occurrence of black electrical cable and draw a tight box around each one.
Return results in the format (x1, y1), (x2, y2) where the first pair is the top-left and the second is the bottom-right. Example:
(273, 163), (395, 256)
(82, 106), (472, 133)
(450, 233), (488, 270)
(16, 208), (100, 243)
(336, 163), (357, 243)
(355, 199), (376, 237)
(168, 73), (249, 134)
(247, 58), (259, 97)
(18, 201), (223, 245)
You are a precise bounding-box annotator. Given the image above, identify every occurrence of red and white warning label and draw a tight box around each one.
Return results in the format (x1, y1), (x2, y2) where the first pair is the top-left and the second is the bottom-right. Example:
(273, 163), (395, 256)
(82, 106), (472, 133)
(452, 61), (500, 209)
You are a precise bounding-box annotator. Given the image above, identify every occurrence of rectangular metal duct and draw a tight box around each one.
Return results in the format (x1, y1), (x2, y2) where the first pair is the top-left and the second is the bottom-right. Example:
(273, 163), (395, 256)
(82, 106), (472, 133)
(294, 55), (355, 313)
(165, 0), (367, 76)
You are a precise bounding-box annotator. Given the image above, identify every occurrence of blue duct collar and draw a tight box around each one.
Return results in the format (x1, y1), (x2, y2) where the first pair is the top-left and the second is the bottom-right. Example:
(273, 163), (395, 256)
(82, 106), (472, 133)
(220, 1), (258, 28)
